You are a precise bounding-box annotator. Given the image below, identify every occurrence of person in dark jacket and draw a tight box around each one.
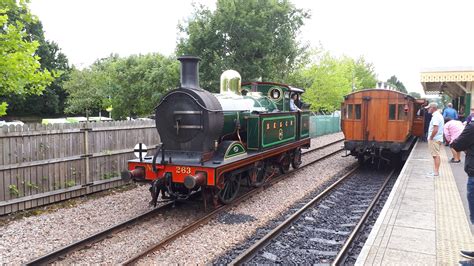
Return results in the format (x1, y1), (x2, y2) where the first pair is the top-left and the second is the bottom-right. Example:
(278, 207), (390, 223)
(451, 122), (474, 259)
(423, 107), (432, 142)
(464, 107), (474, 125)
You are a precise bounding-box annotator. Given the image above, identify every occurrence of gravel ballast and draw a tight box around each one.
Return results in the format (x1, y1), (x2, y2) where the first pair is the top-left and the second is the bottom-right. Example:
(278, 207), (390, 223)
(138, 147), (355, 264)
(236, 168), (393, 264)
(0, 132), (345, 264)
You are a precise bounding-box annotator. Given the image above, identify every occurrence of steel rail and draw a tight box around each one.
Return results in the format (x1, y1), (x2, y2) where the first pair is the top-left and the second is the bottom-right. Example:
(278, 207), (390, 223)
(122, 147), (345, 265)
(331, 169), (395, 265)
(302, 138), (344, 155)
(27, 141), (344, 265)
(229, 165), (359, 265)
(25, 200), (177, 265)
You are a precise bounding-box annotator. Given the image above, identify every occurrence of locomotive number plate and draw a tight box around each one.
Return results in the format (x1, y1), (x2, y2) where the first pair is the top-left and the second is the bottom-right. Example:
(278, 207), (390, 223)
(176, 167), (191, 174)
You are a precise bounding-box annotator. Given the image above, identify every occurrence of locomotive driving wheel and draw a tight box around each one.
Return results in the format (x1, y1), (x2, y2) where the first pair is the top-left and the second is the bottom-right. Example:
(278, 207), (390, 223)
(280, 153), (291, 174)
(218, 173), (241, 204)
(291, 148), (302, 169)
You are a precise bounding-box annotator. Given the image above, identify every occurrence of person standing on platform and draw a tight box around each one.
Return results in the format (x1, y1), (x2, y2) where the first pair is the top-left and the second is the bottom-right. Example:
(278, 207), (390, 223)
(451, 119), (474, 259)
(459, 105), (466, 122)
(426, 102), (444, 177)
(423, 103), (433, 142)
(444, 117), (464, 163)
(464, 107), (474, 125)
(443, 102), (459, 120)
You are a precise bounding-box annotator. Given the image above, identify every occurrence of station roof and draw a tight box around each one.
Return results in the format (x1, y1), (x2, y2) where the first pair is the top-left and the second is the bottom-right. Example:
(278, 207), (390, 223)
(421, 68), (474, 98)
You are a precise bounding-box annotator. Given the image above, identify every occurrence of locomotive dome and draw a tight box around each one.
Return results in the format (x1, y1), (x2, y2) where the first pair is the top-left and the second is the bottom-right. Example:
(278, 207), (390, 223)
(220, 69), (242, 95)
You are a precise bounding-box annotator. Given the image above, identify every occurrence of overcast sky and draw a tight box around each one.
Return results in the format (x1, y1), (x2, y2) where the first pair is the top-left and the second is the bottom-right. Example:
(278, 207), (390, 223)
(30, 0), (474, 95)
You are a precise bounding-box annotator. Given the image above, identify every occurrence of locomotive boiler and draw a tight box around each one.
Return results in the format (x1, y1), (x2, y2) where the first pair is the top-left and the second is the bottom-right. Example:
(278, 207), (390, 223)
(122, 56), (310, 205)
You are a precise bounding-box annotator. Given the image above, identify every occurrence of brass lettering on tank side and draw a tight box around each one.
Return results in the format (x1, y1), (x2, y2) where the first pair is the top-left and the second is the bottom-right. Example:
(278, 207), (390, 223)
(266, 119), (294, 131)
(261, 115), (297, 148)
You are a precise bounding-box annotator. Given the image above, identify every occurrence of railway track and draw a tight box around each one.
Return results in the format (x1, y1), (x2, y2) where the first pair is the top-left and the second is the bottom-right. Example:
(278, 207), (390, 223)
(24, 199), (182, 265)
(302, 138), (344, 156)
(26, 139), (344, 265)
(123, 143), (345, 265)
(228, 167), (395, 265)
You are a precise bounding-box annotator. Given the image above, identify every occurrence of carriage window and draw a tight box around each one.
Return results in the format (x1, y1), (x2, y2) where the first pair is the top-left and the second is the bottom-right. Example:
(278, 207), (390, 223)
(347, 104), (353, 119)
(354, 104), (361, 119)
(389, 104), (396, 120)
(397, 104), (407, 120)
(415, 105), (422, 117)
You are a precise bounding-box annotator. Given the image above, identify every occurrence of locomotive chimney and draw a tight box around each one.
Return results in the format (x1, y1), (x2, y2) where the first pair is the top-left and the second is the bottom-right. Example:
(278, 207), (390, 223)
(178, 56), (200, 90)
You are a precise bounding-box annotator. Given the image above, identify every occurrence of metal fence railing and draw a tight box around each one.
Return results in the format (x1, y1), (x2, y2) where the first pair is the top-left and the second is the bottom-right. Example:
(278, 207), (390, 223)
(309, 115), (341, 137)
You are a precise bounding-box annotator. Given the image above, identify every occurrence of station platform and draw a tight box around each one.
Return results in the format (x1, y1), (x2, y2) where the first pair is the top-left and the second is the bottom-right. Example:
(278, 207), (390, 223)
(356, 141), (474, 265)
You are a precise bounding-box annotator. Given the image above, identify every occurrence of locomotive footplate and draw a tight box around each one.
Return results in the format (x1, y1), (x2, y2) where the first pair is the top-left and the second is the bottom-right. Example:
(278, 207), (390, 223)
(122, 138), (310, 204)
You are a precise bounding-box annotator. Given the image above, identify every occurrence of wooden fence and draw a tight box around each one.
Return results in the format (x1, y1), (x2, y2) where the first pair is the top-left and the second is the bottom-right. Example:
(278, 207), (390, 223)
(0, 120), (159, 215)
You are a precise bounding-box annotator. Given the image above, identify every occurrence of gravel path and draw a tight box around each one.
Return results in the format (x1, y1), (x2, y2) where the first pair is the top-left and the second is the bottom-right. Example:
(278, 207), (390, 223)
(138, 146), (355, 264)
(0, 132), (345, 264)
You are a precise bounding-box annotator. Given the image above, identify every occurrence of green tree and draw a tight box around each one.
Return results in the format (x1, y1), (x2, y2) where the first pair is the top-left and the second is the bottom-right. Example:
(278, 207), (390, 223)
(0, 1), (54, 116)
(107, 54), (179, 119)
(353, 57), (377, 90)
(63, 54), (179, 120)
(63, 67), (108, 119)
(288, 51), (377, 113)
(177, 0), (310, 91)
(1, 0), (70, 117)
(386, 75), (407, 93)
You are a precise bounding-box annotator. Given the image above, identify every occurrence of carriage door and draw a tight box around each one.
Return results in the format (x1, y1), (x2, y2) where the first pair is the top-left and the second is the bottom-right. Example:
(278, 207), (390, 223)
(362, 96), (371, 141)
(412, 100), (425, 137)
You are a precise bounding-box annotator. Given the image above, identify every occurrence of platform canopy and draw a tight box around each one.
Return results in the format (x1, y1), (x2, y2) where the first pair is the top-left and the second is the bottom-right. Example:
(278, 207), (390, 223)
(421, 67), (474, 98)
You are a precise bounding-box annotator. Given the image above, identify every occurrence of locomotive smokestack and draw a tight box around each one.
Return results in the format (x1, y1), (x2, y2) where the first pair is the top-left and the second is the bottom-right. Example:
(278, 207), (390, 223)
(178, 56), (200, 90)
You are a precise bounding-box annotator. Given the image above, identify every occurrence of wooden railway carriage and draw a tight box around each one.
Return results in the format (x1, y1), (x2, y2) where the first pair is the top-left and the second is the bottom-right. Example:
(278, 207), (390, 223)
(341, 89), (425, 163)
(122, 56), (310, 206)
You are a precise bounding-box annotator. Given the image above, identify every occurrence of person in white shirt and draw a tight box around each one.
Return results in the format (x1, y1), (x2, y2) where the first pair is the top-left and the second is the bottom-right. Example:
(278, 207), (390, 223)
(426, 102), (444, 177)
(290, 94), (301, 112)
